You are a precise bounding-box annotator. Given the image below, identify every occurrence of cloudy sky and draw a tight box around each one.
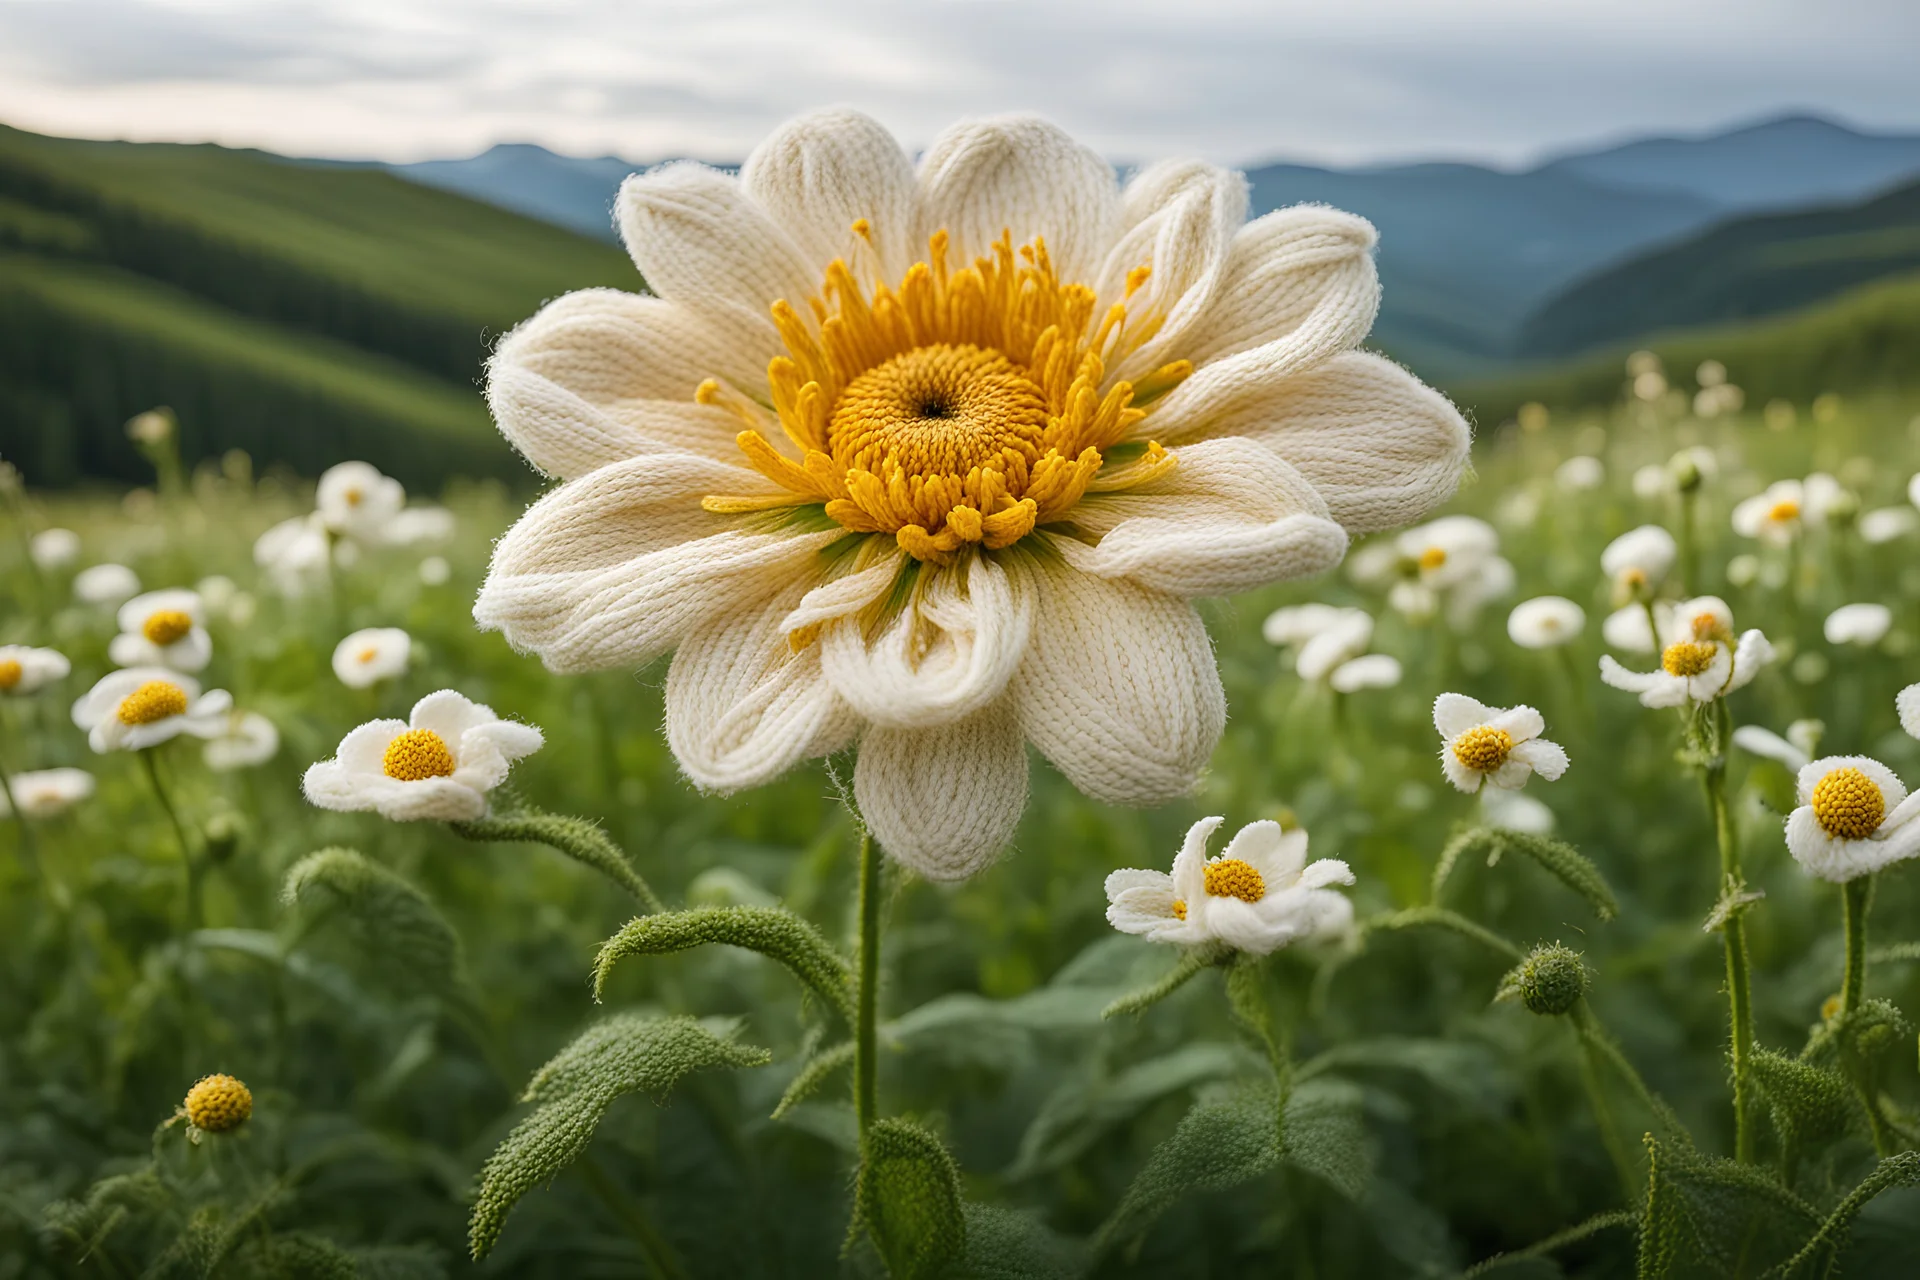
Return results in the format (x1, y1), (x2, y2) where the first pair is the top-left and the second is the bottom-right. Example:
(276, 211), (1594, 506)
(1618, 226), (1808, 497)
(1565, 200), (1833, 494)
(1, 0), (1916, 168)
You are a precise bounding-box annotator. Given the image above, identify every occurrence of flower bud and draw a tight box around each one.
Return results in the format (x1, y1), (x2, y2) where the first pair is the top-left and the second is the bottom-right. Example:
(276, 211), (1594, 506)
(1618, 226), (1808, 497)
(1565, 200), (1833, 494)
(183, 1073), (252, 1133)
(1500, 943), (1588, 1016)
(203, 812), (243, 864)
(1669, 452), (1703, 494)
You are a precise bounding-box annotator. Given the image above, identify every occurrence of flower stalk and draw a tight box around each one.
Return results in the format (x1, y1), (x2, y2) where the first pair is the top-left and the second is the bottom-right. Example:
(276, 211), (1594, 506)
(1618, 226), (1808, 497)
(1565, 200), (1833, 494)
(1700, 715), (1756, 1163)
(142, 748), (202, 928)
(1841, 875), (1873, 1016)
(853, 831), (882, 1146)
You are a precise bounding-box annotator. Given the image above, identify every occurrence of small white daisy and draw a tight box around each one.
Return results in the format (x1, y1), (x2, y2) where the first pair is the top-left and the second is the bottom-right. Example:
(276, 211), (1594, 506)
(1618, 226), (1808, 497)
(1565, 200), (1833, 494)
(1398, 515), (1500, 591)
(1824, 603), (1891, 647)
(332, 628), (412, 689)
(0, 767), (95, 820)
(1601, 525), (1676, 601)
(386, 507), (456, 547)
(317, 461), (405, 543)
(1732, 720), (1823, 773)
(302, 690), (543, 822)
(71, 668), (232, 753)
(1860, 507), (1917, 544)
(109, 589), (213, 672)
(74, 563), (141, 606)
(1481, 787), (1555, 834)
(1433, 693), (1569, 794)
(1599, 596), (1772, 708)
(1507, 597), (1586, 649)
(1731, 480), (1804, 545)
(29, 528), (81, 571)
(1105, 816), (1355, 956)
(0, 645), (71, 696)
(1555, 456), (1604, 491)
(254, 514), (332, 597)
(204, 710), (281, 772)
(1329, 653), (1402, 693)
(1897, 684), (1920, 740)
(1786, 757), (1920, 883)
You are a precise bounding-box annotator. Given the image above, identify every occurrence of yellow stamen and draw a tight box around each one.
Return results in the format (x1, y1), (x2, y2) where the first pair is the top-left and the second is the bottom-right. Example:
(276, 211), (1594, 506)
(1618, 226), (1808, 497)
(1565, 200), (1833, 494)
(1662, 641), (1718, 677)
(1690, 612), (1731, 643)
(184, 1074), (252, 1132)
(357, 646), (380, 664)
(344, 487), (364, 508)
(117, 680), (188, 725)
(1451, 726), (1514, 773)
(1767, 499), (1800, 523)
(1811, 767), (1884, 839)
(141, 609), (194, 646)
(1171, 898), (1187, 920)
(1203, 857), (1265, 903)
(382, 729), (456, 782)
(1418, 546), (1448, 571)
(706, 229), (1189, 563)
(0, 658), (20, 690)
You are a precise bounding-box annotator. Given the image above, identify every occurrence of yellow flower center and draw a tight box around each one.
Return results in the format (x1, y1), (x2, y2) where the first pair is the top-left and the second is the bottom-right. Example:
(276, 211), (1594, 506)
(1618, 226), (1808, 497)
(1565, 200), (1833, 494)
(357, 646), (380, 664)
(141, 608), (194, 646)
(1810, 767), (1885, 840)
(1418, 546), (1448, 571)
(1690, 612), (1730, 643)
(1171, 898), (1187, 920)
(1203, 857), (1265, 903)
(1768, 499), (1800, 523)
(1661, 641), (1718, 677)
(0, 658), (20, 690)
(344, 486), (364, 507)
(1451, 726), (1514, 773)
(382, 728), (456, 781)
(117, 680), (187, 725)
(1619, 567), (1647, 590)
(701, 227), (1191, 563)
(183, 1073), (253, 1132)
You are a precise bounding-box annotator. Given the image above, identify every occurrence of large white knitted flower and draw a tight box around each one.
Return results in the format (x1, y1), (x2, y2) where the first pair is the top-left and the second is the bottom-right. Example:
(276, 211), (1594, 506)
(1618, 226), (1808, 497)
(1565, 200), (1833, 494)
(1786, 757), (1920, 883)
(474, 109), (1470, 879)
(302, 690), (543, 822)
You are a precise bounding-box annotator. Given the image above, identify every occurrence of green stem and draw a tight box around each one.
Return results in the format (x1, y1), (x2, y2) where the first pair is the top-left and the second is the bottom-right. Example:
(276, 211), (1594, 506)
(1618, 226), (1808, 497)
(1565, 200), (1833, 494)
(141, 749), (202, 929)
(853, 832), (881, 1147)
(1841, 875), (1872, 1016)
(1570, 1002), (1690, 1145)
(0, 743), (46, 883)
(1572, 1015), (1639, 1204)
(1679, 488), (1699, 592)
(579, 1154), (688, 1280)
(1703, 758), (1755, 1163)
(451, 808), (664, 912)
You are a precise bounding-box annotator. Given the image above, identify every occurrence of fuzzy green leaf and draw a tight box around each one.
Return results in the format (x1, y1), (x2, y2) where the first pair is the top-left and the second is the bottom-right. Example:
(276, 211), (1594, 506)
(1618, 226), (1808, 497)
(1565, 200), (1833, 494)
(592, 906), (854, 1024)
(1100, 944), (1227, 1019)
(452, 806), (663, 912)
(1752, 1048), (1857, 1165)
(1775, 1151), (1920, 1278)
(857, 1118), (966, 1280)
(961, 1202), (1084, 1280)
(1009, 1042), (1248, 1179)
(1438, 827), (1618, 921)
(1284, 1078), (1374, 1201)
(1638, 1135), (1819, 1279)
(282, 849), (462, 998)
(771, 1040), (854, 1120)
(1464, 1211), (1636, 1278)
(1094, 1083), (1281, 1253)
(468, 1014), (769, 1260)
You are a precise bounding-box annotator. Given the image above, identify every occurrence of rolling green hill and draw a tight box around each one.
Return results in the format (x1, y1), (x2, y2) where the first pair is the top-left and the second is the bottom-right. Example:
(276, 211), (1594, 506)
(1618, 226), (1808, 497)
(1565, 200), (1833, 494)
(1519, 178), (1920, 359)
(0, 124), (640, 487)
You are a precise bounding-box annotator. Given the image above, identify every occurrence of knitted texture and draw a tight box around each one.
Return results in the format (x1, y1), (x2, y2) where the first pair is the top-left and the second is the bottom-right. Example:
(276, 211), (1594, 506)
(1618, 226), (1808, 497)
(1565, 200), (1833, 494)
(474, 109), (1470, 879)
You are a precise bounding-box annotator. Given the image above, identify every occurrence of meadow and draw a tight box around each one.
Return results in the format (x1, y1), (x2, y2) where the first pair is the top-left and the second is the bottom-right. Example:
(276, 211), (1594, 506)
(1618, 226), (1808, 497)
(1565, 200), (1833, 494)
(5, 365), (1920, 1278)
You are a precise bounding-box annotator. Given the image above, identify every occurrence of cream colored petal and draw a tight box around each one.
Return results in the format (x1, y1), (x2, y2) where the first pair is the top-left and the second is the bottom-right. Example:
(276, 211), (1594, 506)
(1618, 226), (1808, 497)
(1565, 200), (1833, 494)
(740, 107), (920, 284)
(1148, 351), (1469, 534)
(666, 583), (860, 793)
(496, 289), (766, 402)
(1724, 630), (1773, 693)
(1058, 437), (1346, 596)
(1095, 160), (1247, 382)
(780, 544), (910, 639)
(1177, 204), (1379, 370)
(1439, 752), (1485, 794)
(1107, 889), (1179, 936)
(487, 360), (747, 478)
(1205, 897), (1288, 955)
(1433, 692), (1494, 740)
(1172, 816), (1224, 902)
(1010, 561), (1224, 805)
(616, 163), (819, 361)
(1487, 705), (1545, 742)
(856, 700), (1028, 882)
(1105, 868), (1173, 900)
(821, 552), (1034, 729)
(915, 115), (1119, 285)
(1509, 738), (1568, 781)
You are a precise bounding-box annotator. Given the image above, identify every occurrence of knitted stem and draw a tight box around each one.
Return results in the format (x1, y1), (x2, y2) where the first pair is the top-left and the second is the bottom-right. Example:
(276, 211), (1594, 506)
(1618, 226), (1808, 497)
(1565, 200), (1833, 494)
(854, 831), (881, 1148)
(142, 748), (201, 929)
(1571, 1008), (1640, 1204)
(452, 809), (663, 913)
(1842, 875), (1873, 1017)
(1703, 754), (1755, 1163)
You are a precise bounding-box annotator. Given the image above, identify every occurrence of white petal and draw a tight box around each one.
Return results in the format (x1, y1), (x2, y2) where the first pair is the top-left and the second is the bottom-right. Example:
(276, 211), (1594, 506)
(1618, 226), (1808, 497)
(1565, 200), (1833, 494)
(1602, 605), (1659, 654)
(1723, 631), (1773, 694)
(1105, 868), (1174, 901)
(1731, 726), (1809, 772)
(855, 700), (1027, 882)
(1178, 204), (1379, 373)
(1900, 684), (1920, 739)
(1433, 692), (1493, 740)
(780, 545), (910, 639)
(487, 359), (747, 479)
(1296, 858), (1355, 890)
(1439, 752), (1485, 794)
(1205, 897), (1289, 956)
(1172, 816), (1225, 902)
(1509, 738), (1568, 781)
(1218, 819), (1285, 870)
(1296, 612), (1372, 682)
(1011, 560), (1224, 805)
(739, 107), (920, 283)
(1487, 705), (1546, 744)
(497, 289), (767, 403)
(411, 690), (495, 742)
(1094, 159), (1247, 381)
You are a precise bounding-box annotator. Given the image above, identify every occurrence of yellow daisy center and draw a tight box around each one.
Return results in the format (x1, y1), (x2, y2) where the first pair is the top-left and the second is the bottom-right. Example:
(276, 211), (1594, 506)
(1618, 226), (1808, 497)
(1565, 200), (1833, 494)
(183, 1073), (252, 1132)
(382, 728), (456, 782)
(117, 680), (187, 725)
(1452, 725), (1514, 773)
(1768, 499), (1800, 523)
(141, 609), (194, 646)
(344, 486), (364, 507)
(1662, 641), (1718, 677)
(1418, 546), (1448, 571)
(1810, 767), (1885, 840)
(1690, 612), (1730, 642)
(702, 227), (1191, 563)
(1203, 857), (1265, 903)
(357, 646), (380, 664)
(1619, 567), (1647, 590)
(0, 658), (21, 690)
(1171, 898), (1187, 920)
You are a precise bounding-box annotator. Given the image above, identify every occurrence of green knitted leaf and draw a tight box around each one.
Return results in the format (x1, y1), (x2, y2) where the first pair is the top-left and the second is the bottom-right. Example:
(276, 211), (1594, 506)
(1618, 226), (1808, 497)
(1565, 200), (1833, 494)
(592, 906), (854, 1024)
(1283, 1078), (1374, 1201)
(1776, 1151), (1920, 1279)
(771, 1039), (854, 1120)
(1434, 826), (1617, 921)
(281, 848), (462, 998)
(1100, 944), (1228, 1019)
(961, 1202), (1085, 1280)
(857, 1118), (966, 1280)
(468, 1014), (769, 1260)
(1751, 1048), (1856, 1164)
(1637, 1135), (1818, 1278)
(452, 804), (663, 912)
(1009, 1041), (1247, 1179)
(1093, 1083), (1281, 1253)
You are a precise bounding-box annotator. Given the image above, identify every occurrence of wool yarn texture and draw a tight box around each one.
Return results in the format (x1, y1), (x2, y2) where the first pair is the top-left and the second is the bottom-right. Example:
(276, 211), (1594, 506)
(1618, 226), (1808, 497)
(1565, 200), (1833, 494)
(474, 108), (1471, 880)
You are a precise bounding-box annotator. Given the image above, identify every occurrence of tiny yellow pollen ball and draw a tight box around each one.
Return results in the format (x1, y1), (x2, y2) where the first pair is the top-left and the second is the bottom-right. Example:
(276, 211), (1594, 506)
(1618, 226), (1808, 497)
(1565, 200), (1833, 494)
(357, 646), (379, 664)
(344, 487), (364, 508)
(1452, 726), (1514, 773)
(184, 1073), (252, 1132)
(1203, 858), (1265, 903)
(0, 658), (21, 690)
(1768, 499), (1800, 523)
(118, 680), (188, 725)
(1418, 546), (1448, 572)
(1171, 898), (1187, 921)
(141, 608), (194, 646)
(1661, 641), (1718, 678)
(382, 728), (456, 782)
(1820, 993), (1843, 1022)
(1811, 767), (1885, 840)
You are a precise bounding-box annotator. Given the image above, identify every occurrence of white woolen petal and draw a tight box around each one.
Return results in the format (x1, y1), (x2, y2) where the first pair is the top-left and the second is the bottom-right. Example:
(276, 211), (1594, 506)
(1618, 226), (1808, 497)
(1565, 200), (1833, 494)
(1205, 897), (1289, 955)
(1296, 613), (1371, 681)
(1105, 868), (1173, 899)
(1147, 351), (1470, 535)
(1095, 159), (1247, 381)
(1488, 758), (1535, 789)
(1330, 653), (1401, 692)
(1218, 820), (1285, 872)
(781, 547), (910, 638)
(1723, 631), (1773, 693)
(1107, 892), (1179, 936)
(1059, 438), (1347, 596)
(488, 360), (746, 479)
(739, 107), (919, 283)
(1297, 858), (1355, 891)
(856, 701), (1027, 882)
(1179, 204), (1379, 370)
(1486, 705), (1545, 743)
(1732, 726), (1809, 771)
(374, 778), (491, 822)
(914, 115), (1119, 285)
(1011, 563), (1225, 805)
(1433, 693), (1494, 740)
(616, 163), (818, 360)
(1900, 683), (1920, 739)
(1785, 807), (1866, 883)
(821, 554), (1032, 729)
(1172, 816), (1225, 903)
(337, 720), (408, 774)
(1262, 603), (1349, 646)
(108, 634), (159, 668)
(1602, 605), (1658, 653)
(497, 289), (767, 403)
(467, 719), (545, 762)
(666, 586), (860, 792)
(410, 690), (496, 740)
(1510, 738), (1568, 781)
(1439, 752), (1485, 793)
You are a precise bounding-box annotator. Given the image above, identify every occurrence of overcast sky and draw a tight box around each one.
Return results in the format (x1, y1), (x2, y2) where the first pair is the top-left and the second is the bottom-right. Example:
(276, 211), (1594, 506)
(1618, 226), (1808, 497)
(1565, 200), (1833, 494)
(1, 0), (1916, 169)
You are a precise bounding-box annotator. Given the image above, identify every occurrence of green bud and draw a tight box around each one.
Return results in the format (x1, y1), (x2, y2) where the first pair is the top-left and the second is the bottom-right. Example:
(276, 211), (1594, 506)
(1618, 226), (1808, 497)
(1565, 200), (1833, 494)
(203, 812), (244, 864)
(1500, 943), (1588, 1016)
(1669, 452), (1703, 493)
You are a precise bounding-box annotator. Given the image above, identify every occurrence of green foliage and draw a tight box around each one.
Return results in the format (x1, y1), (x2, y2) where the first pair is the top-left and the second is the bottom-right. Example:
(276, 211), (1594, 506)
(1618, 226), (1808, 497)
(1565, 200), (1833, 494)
(453, 800), (664, 912)
(593, 905), (856, 1024)
(1639, 1136), (1822, 1278)
(1282, 1077), (1375, 1201)
(469, 1014), (770, 1259)
(281, 847), (463, 999)
(1368, 905), (1524, 962)
(1434, 825), (1619, 921)
(1498, 943), (1591, 1016)
(1100, 944), (1225, 1018)
(1776, 1152), (1920, 1279)
(1752, 1049), (1857, 1170)
(856, 1118), (967, 1280)
(960, 1202), (1085, 1280)
(1093, 1084), (1282, 1253)
(773, 1039), (855, 1120)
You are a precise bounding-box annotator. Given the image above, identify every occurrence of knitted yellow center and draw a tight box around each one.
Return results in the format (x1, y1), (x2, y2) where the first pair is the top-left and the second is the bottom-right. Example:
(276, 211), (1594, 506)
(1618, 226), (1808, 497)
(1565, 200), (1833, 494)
(382, 729), (455, 781)
(344, 486), (364, 507)
(702, 227), (1191, 563)
(1811, 767), (1885, 839)
(1768, 499), (1800, 523)
(1662, 641), (1718, 677)
(0, 658), (20, 690)
(141, 609), (194, 645)
(1452, 726), (1514, 773)
(184, 1073), (252, 1132)
(1171, 898), (1187, 920)
(1203, 857), (1265, 903)
(1690, 612), (1730, 642)
(117, 680), (187, 725)
(1418, 546), (1448, 571)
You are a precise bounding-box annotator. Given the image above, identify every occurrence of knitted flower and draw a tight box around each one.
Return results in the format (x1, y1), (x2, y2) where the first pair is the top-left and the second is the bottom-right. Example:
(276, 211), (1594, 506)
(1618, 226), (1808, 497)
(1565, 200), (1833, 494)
(302, 690), (543, 822)
(71, 668), (232, 753)
(204, 710), (281, 772)
(317, 460), (405, 543)
(74, 562), (140, 606)
(1785, 757), (1920, 882)
(109, 589), (212, 672)
(1104, 815), (1354, 955)
(1433, 693), (1568, 794)
(0, 767), (94, 819)
(1599, 596), (1771, 708)
(332, 627), (411, 688)
(1731, 480), (1805, 545)
(0, 645), (70, 696)
(1329, 653), (1401, 692)
(474, 109), (1470, 879)
(1507, 596), (1585, 649)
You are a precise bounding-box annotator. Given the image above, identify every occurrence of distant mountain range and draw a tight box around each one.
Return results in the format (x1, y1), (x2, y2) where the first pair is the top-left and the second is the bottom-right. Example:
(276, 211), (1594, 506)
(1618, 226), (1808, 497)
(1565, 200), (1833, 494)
(389, 114), (1920, 379)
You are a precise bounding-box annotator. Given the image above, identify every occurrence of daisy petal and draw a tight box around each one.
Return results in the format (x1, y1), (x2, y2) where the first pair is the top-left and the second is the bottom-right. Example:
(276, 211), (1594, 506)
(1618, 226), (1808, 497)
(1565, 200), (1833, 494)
(1433, 692), (1493, 739)
(855, 700), (1027, 882)
(740, 107), (919, 284)
(1510, 738), (1569, 781)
